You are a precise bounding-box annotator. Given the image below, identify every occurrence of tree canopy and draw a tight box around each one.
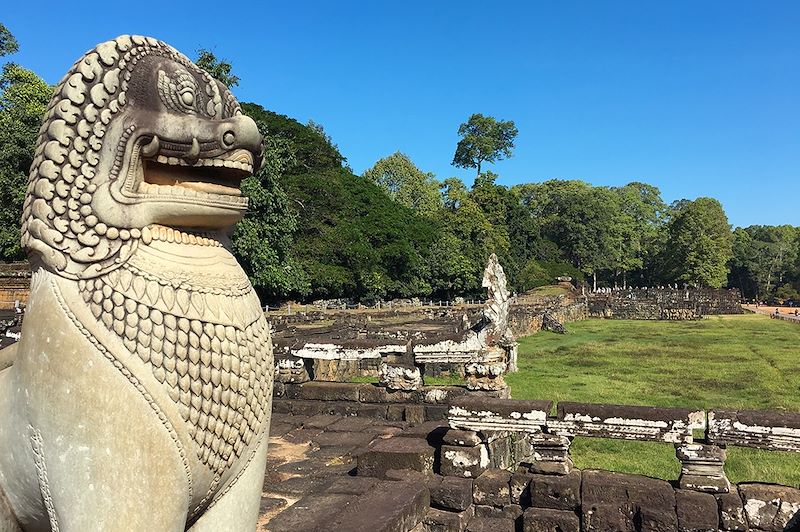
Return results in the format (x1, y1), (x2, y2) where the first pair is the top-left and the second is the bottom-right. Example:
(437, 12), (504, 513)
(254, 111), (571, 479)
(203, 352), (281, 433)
(362, 152), (441, 216)
(452, 113), (518, 177)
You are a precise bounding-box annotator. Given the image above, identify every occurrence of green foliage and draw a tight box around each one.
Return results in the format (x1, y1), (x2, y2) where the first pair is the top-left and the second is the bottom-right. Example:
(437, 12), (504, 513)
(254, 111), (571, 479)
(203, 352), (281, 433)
(664, 198), (733, 288)
(0, 24), (18, 57)
(241, 104), (345, 175)
(729, 225), (799, 301)
(0, 63), (51, 260)
(285, 167), (436, 302)
(362, 152), (441, 216)
(232, 115), (309, 301)
(195, 49), (240, 88)
(518, 259), (584, 291)
(452, 113), (518, 176)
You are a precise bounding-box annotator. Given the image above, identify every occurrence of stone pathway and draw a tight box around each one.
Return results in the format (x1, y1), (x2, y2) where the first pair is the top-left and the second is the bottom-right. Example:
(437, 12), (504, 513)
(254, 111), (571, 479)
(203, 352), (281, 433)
(259, 413), (428, 531)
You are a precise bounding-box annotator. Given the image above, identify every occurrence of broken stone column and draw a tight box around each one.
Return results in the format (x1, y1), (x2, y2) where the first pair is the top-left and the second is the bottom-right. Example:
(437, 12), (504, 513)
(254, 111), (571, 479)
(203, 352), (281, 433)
(464, 360), (507, 391)
(481, 253), (518, 372)
(275, 357), (310, 383)
(527, 432), (574, 475)
(676, 443), (730, 493)
(378, 362), (422, 391)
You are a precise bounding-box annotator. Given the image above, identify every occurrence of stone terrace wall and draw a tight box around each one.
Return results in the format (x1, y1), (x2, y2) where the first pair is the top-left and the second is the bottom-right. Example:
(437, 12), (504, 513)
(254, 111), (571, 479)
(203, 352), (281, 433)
(587, 288), (743, 319)
(344, 396), (800, 531)
(0, 262), (30, 310)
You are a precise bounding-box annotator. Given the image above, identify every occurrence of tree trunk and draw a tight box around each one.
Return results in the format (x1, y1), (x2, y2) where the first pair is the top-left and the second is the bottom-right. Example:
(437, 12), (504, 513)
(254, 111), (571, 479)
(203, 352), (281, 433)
(593, 272), (597, 292)
(476, 160), (481, 177)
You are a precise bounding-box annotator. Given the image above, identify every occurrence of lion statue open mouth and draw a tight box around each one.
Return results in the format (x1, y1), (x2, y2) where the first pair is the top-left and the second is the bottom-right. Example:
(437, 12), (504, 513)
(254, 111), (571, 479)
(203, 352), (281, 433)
(0, 36), (274, 531)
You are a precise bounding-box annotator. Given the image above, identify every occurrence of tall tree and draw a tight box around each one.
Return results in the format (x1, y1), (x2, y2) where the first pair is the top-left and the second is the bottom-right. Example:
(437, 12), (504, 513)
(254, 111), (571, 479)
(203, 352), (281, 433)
(452, 113), (518, 177)
(0, 63), (51, 260)
(664, 198), (733, 288)
(195, 49), (240, 88)
(0, 24), (18, 57)
(362, 151), (441, 216)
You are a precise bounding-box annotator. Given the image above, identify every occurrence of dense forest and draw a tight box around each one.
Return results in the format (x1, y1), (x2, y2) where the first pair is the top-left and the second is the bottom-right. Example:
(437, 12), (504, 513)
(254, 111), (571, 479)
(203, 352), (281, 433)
(0, 29), (798, 304)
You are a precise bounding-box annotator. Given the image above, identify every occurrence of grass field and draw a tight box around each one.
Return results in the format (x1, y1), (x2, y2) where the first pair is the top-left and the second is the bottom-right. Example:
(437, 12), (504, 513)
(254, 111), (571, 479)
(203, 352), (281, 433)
(507, 314), (800, 486)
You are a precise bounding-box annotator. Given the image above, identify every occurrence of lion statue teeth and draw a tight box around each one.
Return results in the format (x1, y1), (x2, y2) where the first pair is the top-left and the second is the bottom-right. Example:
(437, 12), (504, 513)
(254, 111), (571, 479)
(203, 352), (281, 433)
(0, 36), (274, 531)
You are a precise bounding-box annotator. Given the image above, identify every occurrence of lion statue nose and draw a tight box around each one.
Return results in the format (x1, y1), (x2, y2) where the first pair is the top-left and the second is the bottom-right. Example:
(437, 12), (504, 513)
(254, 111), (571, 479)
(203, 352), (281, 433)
(219, 114), (264, 168)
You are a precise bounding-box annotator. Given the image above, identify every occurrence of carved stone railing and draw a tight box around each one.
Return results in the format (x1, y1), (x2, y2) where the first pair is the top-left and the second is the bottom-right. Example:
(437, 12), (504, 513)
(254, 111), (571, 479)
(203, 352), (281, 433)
(444, 397), (800, 495)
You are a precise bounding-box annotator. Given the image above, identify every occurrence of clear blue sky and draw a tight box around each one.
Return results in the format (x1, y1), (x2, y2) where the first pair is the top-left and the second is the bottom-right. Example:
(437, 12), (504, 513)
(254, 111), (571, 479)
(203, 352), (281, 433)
(5, 2), (799, 228)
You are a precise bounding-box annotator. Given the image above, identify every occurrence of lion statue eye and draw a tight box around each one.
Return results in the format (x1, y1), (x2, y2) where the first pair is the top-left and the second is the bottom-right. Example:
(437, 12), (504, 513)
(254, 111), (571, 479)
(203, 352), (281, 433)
(180, 89), (195, 107)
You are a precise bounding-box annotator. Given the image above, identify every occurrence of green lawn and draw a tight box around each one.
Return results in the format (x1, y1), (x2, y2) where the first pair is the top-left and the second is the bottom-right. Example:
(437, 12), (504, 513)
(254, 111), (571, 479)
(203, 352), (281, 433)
(508, 315), (800, 487)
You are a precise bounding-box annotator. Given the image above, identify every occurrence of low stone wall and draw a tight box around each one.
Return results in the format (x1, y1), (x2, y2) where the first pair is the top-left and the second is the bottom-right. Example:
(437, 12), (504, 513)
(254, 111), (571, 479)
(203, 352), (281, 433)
(587, 288), (743, 319)
(346, 396), (800, 531)
(272, 382), (509, 424)
(508, 299), (587, 337)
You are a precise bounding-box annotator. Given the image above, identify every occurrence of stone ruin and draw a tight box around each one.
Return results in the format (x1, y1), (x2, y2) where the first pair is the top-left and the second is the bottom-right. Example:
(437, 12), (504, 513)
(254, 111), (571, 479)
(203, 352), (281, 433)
(260, 396), (800, 531)
(272, 253), (534, 395)
(587, 287), (744, 320)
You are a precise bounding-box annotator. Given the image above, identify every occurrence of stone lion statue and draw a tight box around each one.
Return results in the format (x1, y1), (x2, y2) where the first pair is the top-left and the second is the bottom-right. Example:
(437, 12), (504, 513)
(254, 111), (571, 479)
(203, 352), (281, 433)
(0, 36), (273, 531)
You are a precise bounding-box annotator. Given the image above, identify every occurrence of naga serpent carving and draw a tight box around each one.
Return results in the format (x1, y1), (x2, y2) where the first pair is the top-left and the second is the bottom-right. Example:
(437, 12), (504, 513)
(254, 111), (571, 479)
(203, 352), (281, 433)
(0, 36), (273, 531)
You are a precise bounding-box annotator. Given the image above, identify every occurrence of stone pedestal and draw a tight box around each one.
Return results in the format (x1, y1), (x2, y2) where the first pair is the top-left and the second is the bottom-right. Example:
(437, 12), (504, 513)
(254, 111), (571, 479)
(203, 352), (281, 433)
(676, 443), (730, 493)
(528, 432), (573, 475)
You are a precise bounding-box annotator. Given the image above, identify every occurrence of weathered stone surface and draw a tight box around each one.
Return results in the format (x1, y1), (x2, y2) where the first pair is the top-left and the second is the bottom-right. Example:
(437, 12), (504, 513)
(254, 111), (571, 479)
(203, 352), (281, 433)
(465, 516), (516, 532)
(430, 476), (474, 512)
(636, 506), (679, 532)
(294, 381), (362, 401)
(675, 489), (718, 532)
(527, 432), (573, 475)
(716, 488), (747, 531)
(380, 363), (423, 391)
(708, 409), (800, 452)
(325, 480), (430, 532)
(523, 507), (580, 532)
(449, 396), (552, 432)
(314, 430), (376, 448)
(302, 413), (342, 429)
(422, 507), (473, 532)
(549, 402), (704, 443)
(473, 504), (522, 520)
(269, 475), (332, 496)
(465, 360), (508, 391)
(582, 503), (636, 532)
(739, 483), (800, 531)
(528, 469), (581, 510)
(264, 493), (354, 531)
(473, 468), (512, 507)
(582, 470), (674, 531)
(510, 471), (534, 505)
(440, 444), (489, 478)
(406, 404), (427, 424)
(275, 357), (310, 383)
(325, 475), (381, 495)
(358, 437), (435, 478)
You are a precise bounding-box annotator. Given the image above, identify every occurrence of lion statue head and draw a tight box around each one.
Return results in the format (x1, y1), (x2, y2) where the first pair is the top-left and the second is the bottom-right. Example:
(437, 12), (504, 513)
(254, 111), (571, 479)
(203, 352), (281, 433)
(21, 35), (263, 279)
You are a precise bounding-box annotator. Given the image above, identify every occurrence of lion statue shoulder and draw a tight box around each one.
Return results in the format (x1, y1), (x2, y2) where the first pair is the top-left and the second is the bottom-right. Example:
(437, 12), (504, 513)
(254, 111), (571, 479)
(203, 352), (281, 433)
(0, 35), (274, 532)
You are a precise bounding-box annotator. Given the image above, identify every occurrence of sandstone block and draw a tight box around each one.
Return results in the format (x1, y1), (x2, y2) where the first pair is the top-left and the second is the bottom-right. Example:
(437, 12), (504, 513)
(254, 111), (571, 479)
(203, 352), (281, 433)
(473, 468), (512, 507)
(675, 489), (718, 532)
(444, 429), (483, 447)
(465, 516), (516, 532)
(440, 444), (489, 478)
(422, 507), (473, 532)
(523, 507), (580, 532)
(716, 488), (747, 531)
(430, 476), (474, 512)
(357, 437), (435, 478)
(739, 483), (800, 532)
(528, 469), (581, 510)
